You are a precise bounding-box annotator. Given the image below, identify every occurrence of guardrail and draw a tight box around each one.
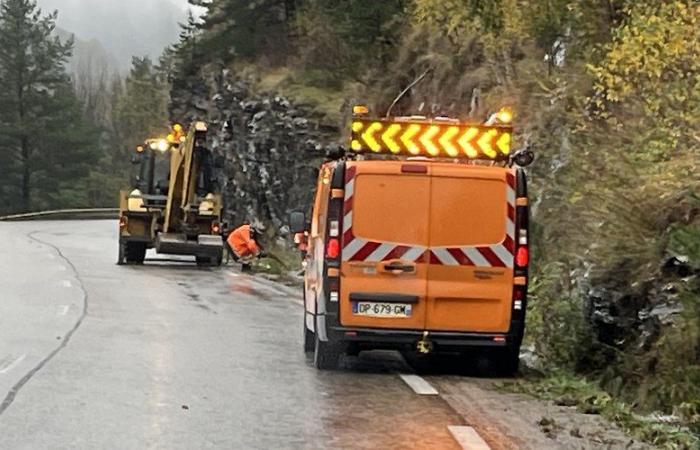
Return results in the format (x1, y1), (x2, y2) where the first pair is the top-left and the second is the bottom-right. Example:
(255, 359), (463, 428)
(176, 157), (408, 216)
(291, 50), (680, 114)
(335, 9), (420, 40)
(0, 208), (119, 222)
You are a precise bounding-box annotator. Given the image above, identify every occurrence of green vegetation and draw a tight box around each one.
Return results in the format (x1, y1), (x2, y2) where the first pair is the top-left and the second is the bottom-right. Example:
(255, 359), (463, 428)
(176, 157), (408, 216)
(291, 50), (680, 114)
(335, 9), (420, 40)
(500, 374), (699, 448)
(0, 1), (171, 215)
(0, 0), (98, 214)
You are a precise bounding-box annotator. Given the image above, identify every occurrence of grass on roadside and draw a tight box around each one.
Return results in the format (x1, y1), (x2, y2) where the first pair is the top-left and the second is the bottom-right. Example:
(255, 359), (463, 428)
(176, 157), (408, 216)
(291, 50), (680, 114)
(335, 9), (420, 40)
(250, 243), (304, 287)
(497, 374), (699, 449)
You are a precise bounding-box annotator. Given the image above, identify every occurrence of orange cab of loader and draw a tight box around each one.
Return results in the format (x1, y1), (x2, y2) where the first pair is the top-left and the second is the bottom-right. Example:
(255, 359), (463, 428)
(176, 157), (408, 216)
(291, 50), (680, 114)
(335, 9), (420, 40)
(290, 107), (534, 371)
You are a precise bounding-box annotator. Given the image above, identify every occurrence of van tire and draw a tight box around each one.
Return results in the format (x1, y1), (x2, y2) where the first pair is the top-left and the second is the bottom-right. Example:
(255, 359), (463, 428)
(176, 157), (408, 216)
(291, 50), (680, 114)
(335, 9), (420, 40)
(303, 313), (314, 353)
(313, 324), (341, 370)
(495, 347), (520, 376)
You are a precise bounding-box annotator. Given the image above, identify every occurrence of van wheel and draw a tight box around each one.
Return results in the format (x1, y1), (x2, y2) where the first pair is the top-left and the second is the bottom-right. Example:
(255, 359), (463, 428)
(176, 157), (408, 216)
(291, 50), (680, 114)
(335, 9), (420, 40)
(494, 347), (520, 376)
(303, 313), (314, 353)
(313, 327), (341, 370)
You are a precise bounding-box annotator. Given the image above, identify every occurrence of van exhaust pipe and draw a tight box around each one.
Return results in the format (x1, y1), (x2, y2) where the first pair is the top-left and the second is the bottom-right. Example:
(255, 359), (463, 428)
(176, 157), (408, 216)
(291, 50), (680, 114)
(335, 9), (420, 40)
(417, 331), (433, 354)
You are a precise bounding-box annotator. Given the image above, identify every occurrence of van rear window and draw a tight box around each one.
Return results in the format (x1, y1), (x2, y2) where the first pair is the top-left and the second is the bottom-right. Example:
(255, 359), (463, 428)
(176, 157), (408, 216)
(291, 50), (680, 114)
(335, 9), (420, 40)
(352, 174), (430, 246)
(430, 177), (506, 247)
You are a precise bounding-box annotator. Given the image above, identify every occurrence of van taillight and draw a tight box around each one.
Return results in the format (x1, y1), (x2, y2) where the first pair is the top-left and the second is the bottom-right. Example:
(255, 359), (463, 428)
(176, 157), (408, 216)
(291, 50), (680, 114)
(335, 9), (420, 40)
(326, 238), (340, 259)
(516, 246), (529, 267)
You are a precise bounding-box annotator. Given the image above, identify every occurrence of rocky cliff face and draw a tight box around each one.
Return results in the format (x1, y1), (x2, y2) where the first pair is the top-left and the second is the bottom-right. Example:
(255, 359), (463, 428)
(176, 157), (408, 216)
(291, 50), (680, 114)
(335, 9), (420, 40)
(171, 69), (339, 233)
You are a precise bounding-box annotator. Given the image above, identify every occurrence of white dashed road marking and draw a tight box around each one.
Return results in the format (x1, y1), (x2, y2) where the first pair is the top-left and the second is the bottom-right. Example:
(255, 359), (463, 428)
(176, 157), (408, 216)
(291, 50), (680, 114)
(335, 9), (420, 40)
(0, 354), (27, 374)
(58, 305), (70, 315)
(398, 374), (439, 395)
(61, 280), (72, 288)
(448, 426), (491, 450)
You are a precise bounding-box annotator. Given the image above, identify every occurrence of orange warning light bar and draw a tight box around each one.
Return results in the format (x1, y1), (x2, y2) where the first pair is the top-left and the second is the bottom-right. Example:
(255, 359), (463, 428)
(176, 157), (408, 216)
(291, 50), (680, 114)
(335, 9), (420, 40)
(350, 118), (513, 160)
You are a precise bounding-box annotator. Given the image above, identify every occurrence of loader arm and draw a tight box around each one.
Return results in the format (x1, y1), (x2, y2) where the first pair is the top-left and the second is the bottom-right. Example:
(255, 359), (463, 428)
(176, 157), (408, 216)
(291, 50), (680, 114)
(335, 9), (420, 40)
(164, 122), (209, 233)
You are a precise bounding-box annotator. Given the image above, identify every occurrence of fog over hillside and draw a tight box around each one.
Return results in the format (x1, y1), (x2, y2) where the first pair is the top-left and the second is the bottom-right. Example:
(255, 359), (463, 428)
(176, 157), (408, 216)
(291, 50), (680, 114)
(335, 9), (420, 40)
(37, 0), (191, 70)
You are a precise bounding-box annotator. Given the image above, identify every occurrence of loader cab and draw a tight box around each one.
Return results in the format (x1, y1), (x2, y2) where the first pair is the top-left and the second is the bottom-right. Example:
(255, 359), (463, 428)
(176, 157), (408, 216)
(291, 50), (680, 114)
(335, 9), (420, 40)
(292, 109), (532, 372)
(132, 139), (175, 202)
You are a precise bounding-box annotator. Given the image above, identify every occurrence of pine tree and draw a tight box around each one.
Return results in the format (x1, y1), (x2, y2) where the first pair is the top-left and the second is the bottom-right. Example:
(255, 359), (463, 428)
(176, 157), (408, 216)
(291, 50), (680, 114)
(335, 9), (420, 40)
(197, 0), (293, 61)
(0, 0), (98, 214)
(114, 56), (169, 151)
(164, 11), (210, 123)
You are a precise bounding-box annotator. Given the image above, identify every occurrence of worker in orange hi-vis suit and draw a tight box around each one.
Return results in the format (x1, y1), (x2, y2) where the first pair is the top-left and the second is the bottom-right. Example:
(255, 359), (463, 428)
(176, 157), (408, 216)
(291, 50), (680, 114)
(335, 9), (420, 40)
(226, 221), (266, 268)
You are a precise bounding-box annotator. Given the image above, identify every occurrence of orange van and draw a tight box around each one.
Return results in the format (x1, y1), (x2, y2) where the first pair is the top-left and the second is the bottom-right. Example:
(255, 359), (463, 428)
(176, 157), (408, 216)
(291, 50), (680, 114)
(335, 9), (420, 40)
(290, 112), (532, 372)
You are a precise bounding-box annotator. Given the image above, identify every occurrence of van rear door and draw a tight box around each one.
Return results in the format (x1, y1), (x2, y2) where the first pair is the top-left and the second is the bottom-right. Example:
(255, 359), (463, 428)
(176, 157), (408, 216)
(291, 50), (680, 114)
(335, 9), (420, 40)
(425, 164), (515, 333)
(339, 162), (429, 330)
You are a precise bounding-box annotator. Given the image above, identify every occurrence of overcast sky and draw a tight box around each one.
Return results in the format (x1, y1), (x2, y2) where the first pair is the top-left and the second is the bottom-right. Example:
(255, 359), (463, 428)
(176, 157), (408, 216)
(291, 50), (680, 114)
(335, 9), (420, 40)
(36, 0), (201, 68)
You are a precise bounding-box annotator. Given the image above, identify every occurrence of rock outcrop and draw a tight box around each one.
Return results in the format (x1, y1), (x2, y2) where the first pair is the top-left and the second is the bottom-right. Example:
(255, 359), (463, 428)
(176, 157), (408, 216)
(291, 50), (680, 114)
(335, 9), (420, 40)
(171, 68), (339, 233)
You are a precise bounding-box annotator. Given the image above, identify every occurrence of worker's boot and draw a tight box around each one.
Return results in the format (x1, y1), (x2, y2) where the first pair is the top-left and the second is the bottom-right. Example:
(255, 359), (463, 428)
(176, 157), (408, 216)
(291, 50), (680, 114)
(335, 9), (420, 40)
(241, 262), (252, 272)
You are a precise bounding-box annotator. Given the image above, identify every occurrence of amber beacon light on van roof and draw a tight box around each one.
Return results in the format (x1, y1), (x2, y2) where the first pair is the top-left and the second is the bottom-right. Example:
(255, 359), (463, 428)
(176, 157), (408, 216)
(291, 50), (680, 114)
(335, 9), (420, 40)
(350, 108), (514, 162)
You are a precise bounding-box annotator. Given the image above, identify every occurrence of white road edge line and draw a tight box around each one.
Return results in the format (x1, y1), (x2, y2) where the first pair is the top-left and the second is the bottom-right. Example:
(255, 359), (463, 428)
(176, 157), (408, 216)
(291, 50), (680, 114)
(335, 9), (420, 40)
(448, 426), (491, 450)
(398, 374), (439, 395)
(0, 354), (27, 374)
(58, 305), (70, 315)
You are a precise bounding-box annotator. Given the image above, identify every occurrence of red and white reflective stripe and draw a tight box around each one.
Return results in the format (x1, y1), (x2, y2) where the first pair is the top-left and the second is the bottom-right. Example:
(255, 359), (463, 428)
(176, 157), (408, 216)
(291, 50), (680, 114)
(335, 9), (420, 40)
(342, 165), (517, 268)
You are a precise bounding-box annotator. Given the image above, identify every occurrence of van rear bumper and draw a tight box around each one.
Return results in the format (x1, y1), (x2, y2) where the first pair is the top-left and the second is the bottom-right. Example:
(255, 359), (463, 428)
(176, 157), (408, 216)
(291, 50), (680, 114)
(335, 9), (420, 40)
(327, 324), (524, 351)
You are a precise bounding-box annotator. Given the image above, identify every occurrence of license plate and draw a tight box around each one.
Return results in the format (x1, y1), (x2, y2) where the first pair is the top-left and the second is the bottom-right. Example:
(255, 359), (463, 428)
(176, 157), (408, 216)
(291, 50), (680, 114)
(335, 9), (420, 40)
(352, 302), (412, 318)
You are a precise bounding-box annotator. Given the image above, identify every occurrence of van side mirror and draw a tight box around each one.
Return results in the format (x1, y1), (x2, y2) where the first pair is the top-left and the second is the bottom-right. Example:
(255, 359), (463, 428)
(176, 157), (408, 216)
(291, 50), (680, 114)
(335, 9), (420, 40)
(510, 146), (535, 167)
(289, 211), (306, 234)
(325, 145), (346, 160)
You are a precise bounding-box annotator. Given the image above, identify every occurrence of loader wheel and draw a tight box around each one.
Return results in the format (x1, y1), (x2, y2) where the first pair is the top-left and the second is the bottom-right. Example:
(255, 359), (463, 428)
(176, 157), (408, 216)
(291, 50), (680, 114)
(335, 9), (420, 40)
(196, 256), (212, 267)
(117, 243), (125, 265)
(313, 317), (342, 370)
(124, 242), (146, 264)
(196, 254), (223, 267)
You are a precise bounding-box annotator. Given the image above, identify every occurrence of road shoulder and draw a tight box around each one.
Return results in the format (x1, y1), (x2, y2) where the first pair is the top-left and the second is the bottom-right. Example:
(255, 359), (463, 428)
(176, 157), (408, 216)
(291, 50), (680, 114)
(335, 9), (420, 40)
(431, 376), (651, 449)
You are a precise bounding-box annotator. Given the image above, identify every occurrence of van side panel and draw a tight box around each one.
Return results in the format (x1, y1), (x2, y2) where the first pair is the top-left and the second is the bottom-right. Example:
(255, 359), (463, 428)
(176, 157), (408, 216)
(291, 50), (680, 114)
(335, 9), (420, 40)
(305, 165), (333, 323)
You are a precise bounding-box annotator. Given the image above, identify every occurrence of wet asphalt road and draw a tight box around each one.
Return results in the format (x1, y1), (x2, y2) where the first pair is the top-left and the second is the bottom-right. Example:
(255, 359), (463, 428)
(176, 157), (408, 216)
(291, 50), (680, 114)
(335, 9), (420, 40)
(0, 221), (465, 449)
